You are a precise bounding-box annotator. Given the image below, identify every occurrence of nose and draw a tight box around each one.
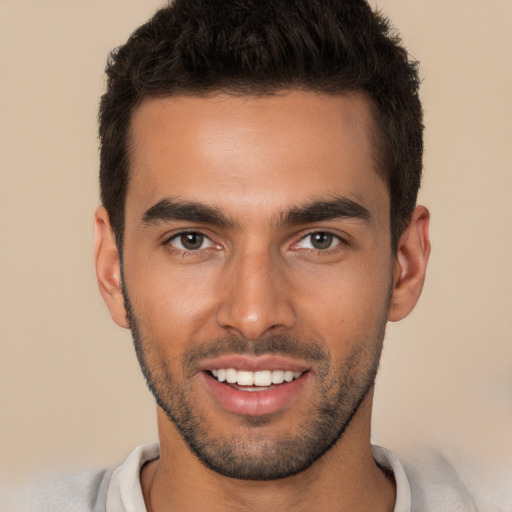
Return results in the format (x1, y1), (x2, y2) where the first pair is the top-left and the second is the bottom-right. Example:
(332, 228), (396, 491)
(215, 247), (296, 339)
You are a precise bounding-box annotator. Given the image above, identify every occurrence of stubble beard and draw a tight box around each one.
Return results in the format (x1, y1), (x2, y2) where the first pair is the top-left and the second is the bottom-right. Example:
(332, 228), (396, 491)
(122, 286), (387, 481)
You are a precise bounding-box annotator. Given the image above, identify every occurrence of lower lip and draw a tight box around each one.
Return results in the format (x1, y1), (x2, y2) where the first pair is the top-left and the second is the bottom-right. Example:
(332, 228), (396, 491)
(201, 372), (309, 416)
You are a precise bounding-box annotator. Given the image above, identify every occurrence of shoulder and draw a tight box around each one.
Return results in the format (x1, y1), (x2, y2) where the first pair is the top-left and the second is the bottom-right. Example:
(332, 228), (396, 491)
(0, 468), (112, 512)
(0, 443), (160, 512)
(399, 450), (478, 512)
(373, 445), (482, 512)
(397, 448), (510, 512)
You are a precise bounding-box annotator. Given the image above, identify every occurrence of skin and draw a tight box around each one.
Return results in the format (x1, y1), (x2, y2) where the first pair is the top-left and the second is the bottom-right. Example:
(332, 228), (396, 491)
(94, 91), (430, 512)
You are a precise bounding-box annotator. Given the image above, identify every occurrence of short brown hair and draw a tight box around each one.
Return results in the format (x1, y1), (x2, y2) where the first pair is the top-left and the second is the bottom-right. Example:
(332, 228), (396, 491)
(99, 0), (423, 250)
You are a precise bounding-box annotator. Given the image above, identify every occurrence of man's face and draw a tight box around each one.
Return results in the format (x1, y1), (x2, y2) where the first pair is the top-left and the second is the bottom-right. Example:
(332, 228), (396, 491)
(121, 91), (394, 479)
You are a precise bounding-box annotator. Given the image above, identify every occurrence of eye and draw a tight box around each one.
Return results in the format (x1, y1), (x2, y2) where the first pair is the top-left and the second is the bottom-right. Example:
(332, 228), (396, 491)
(296, 232), (341, 250)
(167, 232), (215, 251)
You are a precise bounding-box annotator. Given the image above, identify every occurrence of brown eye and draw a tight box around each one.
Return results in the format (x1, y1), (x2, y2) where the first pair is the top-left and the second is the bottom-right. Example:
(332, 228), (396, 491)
(310, 232), (333, 250)
(168, 232), (213, 251)
(181, 233), (204, 250)
(295, 232), (341, 251)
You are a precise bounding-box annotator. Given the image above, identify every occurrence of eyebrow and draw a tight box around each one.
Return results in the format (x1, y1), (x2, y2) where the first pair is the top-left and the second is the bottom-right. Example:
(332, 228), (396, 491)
(142, 199), (234, 228)
(141, 195), (371, 229)
(275, 196), (371, 227)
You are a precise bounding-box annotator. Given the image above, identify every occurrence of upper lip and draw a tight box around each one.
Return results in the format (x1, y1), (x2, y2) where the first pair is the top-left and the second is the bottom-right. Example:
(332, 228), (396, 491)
(198, 355), (311, 373)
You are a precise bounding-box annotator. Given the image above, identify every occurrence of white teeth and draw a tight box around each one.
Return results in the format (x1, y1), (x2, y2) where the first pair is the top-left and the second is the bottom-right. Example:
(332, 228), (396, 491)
(210, 368), (303, 386)
(236, 371), (254, 386)
(271, 370), (284, 384)
(254, 371), (272, 387)
(225, 368), (237, 384)
(284, 371), (294, 382)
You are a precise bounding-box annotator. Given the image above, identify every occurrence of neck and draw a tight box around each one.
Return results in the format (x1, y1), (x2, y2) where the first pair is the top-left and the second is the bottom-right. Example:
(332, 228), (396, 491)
(141, 392), (395, 512)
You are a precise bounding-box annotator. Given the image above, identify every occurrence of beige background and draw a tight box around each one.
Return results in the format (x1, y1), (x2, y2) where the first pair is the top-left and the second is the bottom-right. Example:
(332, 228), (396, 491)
(1, 0), (511, 507)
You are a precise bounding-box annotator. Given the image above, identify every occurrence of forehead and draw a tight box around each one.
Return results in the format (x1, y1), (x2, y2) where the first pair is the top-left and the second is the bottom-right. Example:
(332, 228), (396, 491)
(126, 91), (388, 226)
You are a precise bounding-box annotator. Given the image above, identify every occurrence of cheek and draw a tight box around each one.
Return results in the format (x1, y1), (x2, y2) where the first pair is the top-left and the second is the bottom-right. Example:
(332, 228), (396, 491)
(293, 255), (392, 341)
(124, 238), (392, 355)
(126, 256), (221, 346)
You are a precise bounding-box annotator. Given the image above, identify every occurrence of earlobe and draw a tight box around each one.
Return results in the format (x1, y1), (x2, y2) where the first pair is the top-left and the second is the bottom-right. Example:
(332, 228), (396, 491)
(388, 206), (431, 322)
(94, 206), (130, 329)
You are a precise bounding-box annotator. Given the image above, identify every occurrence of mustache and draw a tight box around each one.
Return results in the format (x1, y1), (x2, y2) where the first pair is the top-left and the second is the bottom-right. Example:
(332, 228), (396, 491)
(184, 333), (328, 368)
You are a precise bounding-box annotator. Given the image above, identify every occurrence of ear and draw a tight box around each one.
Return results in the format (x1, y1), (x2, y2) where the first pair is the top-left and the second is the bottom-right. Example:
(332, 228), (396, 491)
(388, 206), (431, 322)
(94, 206), (129, 328)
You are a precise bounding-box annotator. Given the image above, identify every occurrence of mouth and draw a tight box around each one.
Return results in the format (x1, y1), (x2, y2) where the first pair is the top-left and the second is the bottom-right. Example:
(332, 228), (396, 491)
(200, 357), (310, 416)
(209, 368), (304, 391)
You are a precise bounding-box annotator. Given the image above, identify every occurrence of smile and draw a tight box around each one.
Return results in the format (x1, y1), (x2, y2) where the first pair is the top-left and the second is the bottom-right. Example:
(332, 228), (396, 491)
(210, 369), (303, 388)
(202, 366), (309, 416)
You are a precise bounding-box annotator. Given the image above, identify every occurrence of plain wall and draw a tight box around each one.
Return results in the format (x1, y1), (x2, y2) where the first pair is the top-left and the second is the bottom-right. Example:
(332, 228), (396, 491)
(1, 0), (511, 506)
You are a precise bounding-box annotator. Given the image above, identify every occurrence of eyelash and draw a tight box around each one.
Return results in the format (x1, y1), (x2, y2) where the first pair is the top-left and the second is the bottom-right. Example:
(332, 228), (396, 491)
(164, 230), (347, 257)
(164, 230), (218, 256)
(292, 231), (346, 253)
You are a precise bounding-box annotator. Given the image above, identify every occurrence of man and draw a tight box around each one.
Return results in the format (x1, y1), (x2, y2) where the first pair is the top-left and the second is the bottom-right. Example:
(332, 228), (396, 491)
(3, 0), (477, 510)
